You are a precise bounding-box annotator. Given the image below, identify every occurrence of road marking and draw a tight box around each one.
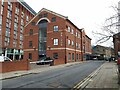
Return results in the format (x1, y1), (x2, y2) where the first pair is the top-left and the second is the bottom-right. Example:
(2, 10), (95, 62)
(72, 63), (105, 90)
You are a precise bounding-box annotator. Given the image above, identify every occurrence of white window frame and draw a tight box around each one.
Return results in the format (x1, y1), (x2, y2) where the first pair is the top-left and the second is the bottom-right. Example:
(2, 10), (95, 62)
(68, 26), (71, 32)
(54, 39), (58, 45)
(68, 39), (71, 45)
(54, 25), (58, 32)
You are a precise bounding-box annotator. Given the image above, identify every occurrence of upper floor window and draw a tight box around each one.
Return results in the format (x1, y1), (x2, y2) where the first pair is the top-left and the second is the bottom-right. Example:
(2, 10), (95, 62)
(29, 41), (33, 47)
(15, 7), (19, 14)
(72, 41), (74, 46)
(71, 29), (74, 34)
(52, 17), (56, 22)
(68, 26), (71, 32)
(29, 29), (33, 35)
(2, 0), (4, 5)
(54, 26), (58, 32)
(68, 39), (71, 45)
(78, 33), (80, 38)
(43, 13), (48, 17)
(1, 6), (3, 15)
(76, 32), (78, 37)
(26, 15), (29, 21)
(54, 39), (58, 45)
(31, 22), (36, 26)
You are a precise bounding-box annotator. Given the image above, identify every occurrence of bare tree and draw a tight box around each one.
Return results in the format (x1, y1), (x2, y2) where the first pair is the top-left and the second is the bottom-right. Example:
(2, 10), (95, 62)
(93, 5), (119, 44)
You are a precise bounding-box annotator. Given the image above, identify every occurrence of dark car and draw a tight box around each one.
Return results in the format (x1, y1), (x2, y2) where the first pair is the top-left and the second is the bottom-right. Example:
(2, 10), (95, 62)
(36, 57), (54, 65)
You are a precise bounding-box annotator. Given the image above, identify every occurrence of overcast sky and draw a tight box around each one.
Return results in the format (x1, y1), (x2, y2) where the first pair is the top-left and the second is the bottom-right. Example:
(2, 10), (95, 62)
(24, 0), (119, 47)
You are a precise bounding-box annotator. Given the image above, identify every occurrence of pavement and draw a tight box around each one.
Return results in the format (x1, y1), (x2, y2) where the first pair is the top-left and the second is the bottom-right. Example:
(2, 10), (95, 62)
(0, 61), (83, 80)
(74, 61), (120, 90)
(0, 61), (119, 89)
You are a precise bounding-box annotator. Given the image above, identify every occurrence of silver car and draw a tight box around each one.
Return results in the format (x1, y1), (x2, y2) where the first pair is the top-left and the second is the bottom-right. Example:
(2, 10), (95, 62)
(0, 56), (12, 62)
(36, 57), (53, 65)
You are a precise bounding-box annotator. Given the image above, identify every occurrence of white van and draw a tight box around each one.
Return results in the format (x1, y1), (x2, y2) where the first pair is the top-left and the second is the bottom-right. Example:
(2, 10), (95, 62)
(0, 56), (12, 62)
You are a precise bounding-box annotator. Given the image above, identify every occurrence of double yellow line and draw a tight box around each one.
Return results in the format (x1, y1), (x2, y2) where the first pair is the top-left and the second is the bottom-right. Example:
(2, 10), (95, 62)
(72, 63), (104, 90)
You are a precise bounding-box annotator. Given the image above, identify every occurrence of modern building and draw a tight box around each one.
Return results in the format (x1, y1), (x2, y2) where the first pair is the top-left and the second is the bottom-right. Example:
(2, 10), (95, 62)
(0, 0), (36, 60)
(24, 8), (91, 65)
(92, 45), (114, 60)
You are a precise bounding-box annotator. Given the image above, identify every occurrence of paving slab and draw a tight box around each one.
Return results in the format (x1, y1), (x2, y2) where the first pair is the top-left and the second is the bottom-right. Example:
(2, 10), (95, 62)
(85, 62), (119, 89)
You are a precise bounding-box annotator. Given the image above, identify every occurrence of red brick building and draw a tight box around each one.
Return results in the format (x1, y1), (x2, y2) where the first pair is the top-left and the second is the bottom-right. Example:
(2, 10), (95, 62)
(113, 32), (120, 59)
(24, 8), (91, 65)
(0, 0), (36, 60)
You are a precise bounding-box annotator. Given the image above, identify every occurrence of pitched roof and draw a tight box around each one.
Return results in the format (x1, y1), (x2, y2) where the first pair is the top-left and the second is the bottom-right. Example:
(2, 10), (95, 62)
(25, 8), (68, 27)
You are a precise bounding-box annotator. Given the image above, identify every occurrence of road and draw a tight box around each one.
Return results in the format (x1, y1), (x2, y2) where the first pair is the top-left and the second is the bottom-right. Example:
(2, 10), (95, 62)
(2, 61), (104, 89)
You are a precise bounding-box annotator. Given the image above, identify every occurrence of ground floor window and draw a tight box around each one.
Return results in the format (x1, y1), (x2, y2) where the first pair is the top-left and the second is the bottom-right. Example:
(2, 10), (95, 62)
(76, 54), (78, 60)
(53, 53), (58, 59)
(72, 53), (74, 61)
(68, 53), (71, 60)
(79, 54), (81, 60)
(28, 53), (32, 60)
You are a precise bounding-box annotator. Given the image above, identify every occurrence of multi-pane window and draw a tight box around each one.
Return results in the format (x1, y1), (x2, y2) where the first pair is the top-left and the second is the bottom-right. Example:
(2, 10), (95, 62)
(0, 16), (2, 25)
(68, 39), (70, 45)
(78, 34), (80, 38)
(71, 29), (74, 34)
(76, 32), (78, 37)
(20, 26), (24, 33)
(51, 17), (56, 22)
(1, 6), (3, 15)
(76, 43), (78, 48)
(53, 53), (58, 59)
(79, 44), (80, 49)
(15, 15), (18, 23)
(54, 26), (58, 32)
(54, 39), (58, 45)
(43, 13), (48, 17)
(14, 30), (17, 39)
(21, 11), (24, 18)
(72, 41), (74, 46)
(4, 37), (10, 46)
(72, 53), (74, 61)
(21, 19), (24, 26)
(13, 39), (17, 47)
(68, 26), (71, 32)
(14, 23), (18, 30)
(29, 41), (33, 47)
(26, 15), (29, 21)
(7, 10), (12, 19)
(20, 41), (23, 48)
(20, 34), (23, 41)
(15, 7), (19, 14)
(68, 53), (71, 60)
(5, 28), (10, 37)
(2, 0), (4, 5)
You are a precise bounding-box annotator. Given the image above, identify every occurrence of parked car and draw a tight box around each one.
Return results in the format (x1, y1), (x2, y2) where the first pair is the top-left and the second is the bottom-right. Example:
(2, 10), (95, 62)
(0, 56), (12, 62)
(36, 57), (54, 65)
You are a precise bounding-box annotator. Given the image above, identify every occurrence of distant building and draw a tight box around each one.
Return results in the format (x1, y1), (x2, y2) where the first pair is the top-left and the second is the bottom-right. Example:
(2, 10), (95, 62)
(24, 8), (92, 65)
(0, 0), (36, 60)
(92, 45), (114, 60)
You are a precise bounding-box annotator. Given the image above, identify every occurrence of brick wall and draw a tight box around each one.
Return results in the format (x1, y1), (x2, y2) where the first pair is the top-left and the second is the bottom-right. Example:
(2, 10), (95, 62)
(0, 60), (29, 73)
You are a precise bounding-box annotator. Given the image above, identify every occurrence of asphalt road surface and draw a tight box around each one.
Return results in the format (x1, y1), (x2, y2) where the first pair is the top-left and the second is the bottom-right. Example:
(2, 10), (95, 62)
(2, 60), (104, 89)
